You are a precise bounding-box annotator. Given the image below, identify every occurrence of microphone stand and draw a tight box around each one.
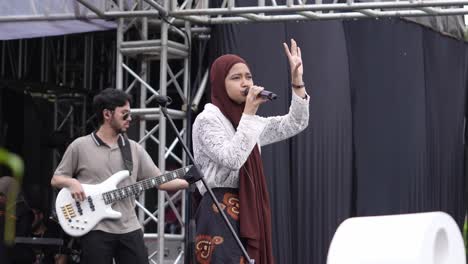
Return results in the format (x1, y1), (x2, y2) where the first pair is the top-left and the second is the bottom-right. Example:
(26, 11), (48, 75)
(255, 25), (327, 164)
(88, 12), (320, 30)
(157, 102), (254, 264)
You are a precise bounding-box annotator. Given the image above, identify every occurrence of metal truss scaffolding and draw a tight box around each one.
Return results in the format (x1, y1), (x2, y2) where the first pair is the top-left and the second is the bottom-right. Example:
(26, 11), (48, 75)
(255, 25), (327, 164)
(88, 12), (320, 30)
(171, 0), (468, 23)
(1, 0), (467, 22)
(1, 0), (467, 263)
(112, 1), (192, 263)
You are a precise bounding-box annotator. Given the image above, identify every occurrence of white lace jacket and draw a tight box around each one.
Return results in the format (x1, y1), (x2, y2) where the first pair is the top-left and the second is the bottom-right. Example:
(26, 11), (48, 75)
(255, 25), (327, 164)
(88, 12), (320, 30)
(192, 92), (310, 194)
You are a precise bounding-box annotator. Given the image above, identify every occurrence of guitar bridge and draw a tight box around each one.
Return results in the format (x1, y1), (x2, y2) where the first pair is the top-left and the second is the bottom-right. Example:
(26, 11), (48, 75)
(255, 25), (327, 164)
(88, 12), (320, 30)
(61, 204), (77, 221)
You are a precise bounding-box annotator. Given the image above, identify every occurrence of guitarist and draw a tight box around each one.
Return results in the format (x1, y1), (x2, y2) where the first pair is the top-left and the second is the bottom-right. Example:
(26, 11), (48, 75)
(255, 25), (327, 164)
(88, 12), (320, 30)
(50, 88), (189, 264)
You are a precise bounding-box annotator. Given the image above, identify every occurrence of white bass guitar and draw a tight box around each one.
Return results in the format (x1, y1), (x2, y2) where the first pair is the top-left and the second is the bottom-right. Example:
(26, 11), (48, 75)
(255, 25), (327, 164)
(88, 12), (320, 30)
(55, 166), (191, 237)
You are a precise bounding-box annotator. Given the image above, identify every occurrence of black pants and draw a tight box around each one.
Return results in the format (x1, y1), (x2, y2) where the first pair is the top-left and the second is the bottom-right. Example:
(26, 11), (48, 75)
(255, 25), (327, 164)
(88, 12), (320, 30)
(80, 229), (148, 264)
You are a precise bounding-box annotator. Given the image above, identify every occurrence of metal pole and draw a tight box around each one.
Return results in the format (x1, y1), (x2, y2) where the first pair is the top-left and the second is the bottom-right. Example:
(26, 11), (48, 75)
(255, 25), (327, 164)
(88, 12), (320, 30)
(116, 0), (124, 90)
(18, 40), (22, 79)
(40, 38), (45, 82)
(157, 1), (169, 262)
(63, 36), (67, 84)
(45, 39), (49, 83)
(82, 96), (87, 136)
(138, 0), (149, 226)
(181, 18), (191, 235)
(23, 40), (27, 78)
(1, 41), (5, 77)
(183, 16), (193, 264)
(70, 105), (74, 139)
(89, 35), (94, 90)
(84, 35), (89, 90)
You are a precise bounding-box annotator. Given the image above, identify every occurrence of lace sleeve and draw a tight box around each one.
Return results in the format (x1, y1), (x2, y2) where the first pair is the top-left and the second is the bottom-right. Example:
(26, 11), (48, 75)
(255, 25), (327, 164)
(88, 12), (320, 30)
(259, 92), (310, 146)
(194, 113), (267, 170)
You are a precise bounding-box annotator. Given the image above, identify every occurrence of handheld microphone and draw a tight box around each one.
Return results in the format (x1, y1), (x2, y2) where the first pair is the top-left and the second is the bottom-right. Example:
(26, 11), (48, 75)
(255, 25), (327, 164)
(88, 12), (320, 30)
(242, 88), (278, 100)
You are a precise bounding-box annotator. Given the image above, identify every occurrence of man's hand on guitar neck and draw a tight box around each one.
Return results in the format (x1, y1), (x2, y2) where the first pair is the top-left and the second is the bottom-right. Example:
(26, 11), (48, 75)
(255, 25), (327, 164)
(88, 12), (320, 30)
(159, 179), (189, 191)
(51, 175), (86, 202)
(158, 165), (201, 190)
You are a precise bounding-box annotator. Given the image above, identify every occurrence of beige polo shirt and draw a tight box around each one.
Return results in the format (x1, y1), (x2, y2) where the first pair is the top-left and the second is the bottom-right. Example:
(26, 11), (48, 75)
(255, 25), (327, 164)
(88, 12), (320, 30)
(54, 132), (161, 234)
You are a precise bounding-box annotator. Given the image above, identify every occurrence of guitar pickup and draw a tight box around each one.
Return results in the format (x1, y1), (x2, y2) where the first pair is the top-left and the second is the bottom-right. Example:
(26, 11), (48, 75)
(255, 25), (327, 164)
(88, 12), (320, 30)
(87, 196), (95, 212)
(75, 201), (83, 215)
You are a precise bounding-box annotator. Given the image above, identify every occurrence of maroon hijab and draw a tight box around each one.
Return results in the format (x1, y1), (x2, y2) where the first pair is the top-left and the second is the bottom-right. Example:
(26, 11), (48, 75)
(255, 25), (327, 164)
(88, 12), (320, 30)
(210, 54), (274, 264)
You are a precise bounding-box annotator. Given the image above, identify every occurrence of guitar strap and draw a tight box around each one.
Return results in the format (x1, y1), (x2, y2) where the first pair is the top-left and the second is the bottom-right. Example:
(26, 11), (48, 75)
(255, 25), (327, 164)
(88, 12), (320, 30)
(118, 133), (133, 175)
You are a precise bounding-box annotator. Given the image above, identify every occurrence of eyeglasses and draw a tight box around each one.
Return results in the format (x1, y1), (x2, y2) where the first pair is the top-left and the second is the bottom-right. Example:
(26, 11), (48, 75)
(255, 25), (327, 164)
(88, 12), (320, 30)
(106, 109), (132, 121)
(122, 112), (131, 121)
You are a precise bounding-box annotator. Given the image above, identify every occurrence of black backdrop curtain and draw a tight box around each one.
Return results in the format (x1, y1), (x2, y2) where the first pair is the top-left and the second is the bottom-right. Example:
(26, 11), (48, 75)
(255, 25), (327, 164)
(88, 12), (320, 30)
(205, 9), (467, 264)
(345, 19), (466, 223)
(288, 21), (352, 264)
(345, 19), (429, 216)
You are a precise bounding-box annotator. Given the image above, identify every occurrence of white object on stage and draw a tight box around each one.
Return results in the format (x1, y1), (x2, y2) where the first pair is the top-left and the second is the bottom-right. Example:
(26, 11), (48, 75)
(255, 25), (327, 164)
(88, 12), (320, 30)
(327, 212), (466, 264)
(55, 166), (191, 237)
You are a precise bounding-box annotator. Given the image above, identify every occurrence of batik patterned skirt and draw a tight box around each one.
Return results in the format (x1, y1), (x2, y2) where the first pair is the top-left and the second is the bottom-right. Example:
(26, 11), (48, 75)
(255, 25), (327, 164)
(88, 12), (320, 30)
(194, 188), (247, 264)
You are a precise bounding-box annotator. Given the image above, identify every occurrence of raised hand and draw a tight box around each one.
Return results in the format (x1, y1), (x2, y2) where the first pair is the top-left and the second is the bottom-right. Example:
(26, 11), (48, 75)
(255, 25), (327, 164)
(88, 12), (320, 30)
(283, 38), (304, 85)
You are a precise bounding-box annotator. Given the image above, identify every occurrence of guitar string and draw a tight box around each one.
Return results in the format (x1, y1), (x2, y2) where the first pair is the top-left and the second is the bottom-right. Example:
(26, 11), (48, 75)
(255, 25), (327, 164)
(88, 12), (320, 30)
(66, 167), (190, 206)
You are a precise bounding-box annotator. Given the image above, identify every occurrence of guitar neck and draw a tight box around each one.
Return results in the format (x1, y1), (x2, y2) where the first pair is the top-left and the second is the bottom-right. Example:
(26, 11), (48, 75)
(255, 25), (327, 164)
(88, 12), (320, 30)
(102, 166), (190, 204)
